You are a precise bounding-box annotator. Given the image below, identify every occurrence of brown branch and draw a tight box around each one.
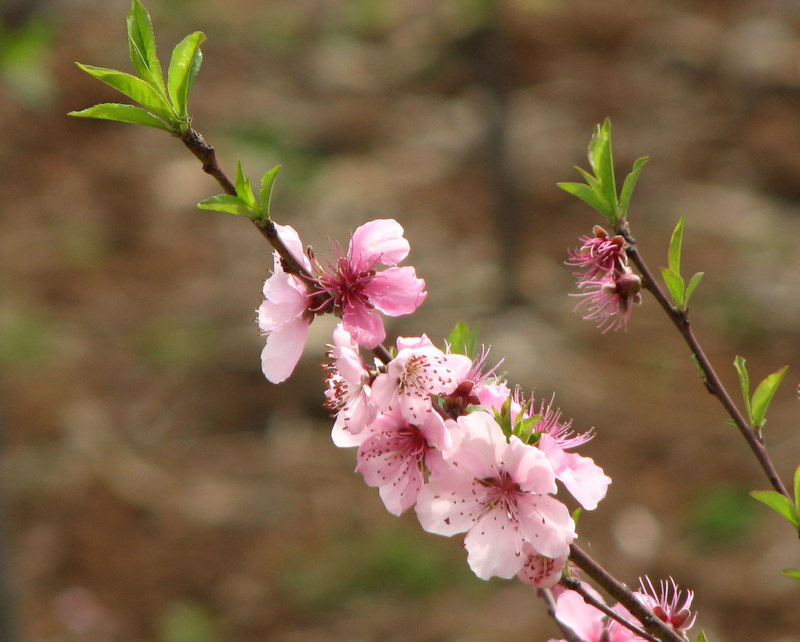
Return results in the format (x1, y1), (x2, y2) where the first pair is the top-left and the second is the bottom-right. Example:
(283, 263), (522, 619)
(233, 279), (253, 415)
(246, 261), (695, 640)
(620, 228), (790, 499)
(568, 544), (684, 642)
(561, 578), (659, 642)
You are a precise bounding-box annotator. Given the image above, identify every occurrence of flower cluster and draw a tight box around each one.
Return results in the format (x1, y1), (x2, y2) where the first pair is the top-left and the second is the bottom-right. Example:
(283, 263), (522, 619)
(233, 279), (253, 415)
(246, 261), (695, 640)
(324, 328), (611, 583)
(256, 216), (695, 637)
(568, 225), (642, 332)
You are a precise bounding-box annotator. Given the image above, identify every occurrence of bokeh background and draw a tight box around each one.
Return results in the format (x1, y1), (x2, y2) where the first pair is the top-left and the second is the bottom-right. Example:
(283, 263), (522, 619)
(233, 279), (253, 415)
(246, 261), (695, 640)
(2, 0), (800, 640)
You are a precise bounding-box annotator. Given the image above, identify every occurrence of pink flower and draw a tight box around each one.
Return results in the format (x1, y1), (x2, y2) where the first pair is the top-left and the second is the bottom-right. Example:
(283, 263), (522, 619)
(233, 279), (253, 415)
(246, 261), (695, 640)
(371, 343), (472, 423)
(257, 224), (314, 383)
(258, 219), (427, 383)
(547, 588), (638, 642)
(324, 323), (377, 447)
(568, 225), (642, 332)
(415, 411), (575, 580)
(312, 219), (427, 348)
(567, 225), (628, 280)
(355, 405), (450, 515)
(571, 267), (642, 332)
(517, 544), (567, 588)
(635, 576), (697, 635)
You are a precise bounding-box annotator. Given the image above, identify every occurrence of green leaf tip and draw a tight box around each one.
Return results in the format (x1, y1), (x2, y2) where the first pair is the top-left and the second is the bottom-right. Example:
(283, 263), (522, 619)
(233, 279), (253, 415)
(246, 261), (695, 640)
(559, 118), (647, 225)
(257, 166), (282, 219)
(127, 0), (166, 96)
(446, 321), (480, 360)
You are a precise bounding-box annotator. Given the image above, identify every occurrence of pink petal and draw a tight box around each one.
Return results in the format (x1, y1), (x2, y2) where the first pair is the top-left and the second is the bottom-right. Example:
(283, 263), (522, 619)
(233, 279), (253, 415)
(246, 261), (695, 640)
(342, 304), (386, 348)
(364, 267), (427, 316)
(274, 223), (312, 272)
(258, 272), (309, 331)
(260, 317), (310, 383)
(539, 434), (611, 511)
(349, 218), (410, 266)
(464, 508), (525, 579)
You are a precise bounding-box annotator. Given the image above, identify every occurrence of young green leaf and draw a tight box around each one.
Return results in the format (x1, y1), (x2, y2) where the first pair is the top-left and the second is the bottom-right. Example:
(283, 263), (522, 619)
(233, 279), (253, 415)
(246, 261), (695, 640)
(68, 103), (172, 131)
(446, 321), (480, 359)
(557, 181), (611, 218)
(233, 161), (257, 209)
(167, 30), (206, 122)
(257, 165), (282, 219)
(750, 365), (788, 429)
(660, 267), (684, 308)
(696, 632), (709, 642)
(733, 356), (752, 422)
(618, 156), (648, 219)
(667, 217), (684, 275)
(794, 465), (800, 514)
(127, 0), (166, 95)
(588, 119), (617, 217)
(684, 271), (704, 306)
(74, 63), (174, 122)
(197, 194), (254, 217)
(780, 568), (800, 582)
(749, 490), (798, 526)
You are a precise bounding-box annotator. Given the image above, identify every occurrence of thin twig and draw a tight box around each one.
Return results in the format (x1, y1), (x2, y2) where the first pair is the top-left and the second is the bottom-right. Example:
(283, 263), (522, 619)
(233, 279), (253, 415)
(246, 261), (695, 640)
(568, 544), (684, 642)
(620, 227), (790, 499)
(562, 578), (659, 642)
(179, 126), (396, 367)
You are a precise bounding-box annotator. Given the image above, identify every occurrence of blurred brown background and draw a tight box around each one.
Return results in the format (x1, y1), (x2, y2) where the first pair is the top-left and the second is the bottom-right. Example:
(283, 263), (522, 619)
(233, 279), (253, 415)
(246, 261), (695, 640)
(2, 0), (800, 640)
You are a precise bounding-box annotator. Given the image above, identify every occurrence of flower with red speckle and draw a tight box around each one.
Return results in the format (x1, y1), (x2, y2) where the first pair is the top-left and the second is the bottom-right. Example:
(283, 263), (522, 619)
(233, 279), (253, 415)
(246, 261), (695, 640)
(324, 323), (377, 447)
(355, 405), (450, 515)
(370, 342), (471, 423)
(635, 576), (697, 636)
(415, 411), (575, 580)
(517, 545), (567, 588)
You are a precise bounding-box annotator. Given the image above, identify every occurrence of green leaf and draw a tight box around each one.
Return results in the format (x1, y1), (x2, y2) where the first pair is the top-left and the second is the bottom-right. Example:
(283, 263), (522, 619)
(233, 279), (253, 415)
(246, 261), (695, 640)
(234, 161), (257, 209)
(667, 217), (685, 275)
(618, 156), (648, 219)
(127, 0), (166, 95)
(197, 194), (254, 217)
(684, 272), (704, 306)
(588, 119), (617, 221)
(660, 267), (684, 307)
(257, 165), (282, 219)
(68, 103), (173, 131)
(749, 490), (798, 525)
(74, 63), (174, 122)
(794, 465), (800, 514)
(733, 356), (752, 422)
(696, 632), (709, 642)
(751, 365), (788, 429)
(446, 321), (480, 359)
(167, 30), (205, 121)
(558, 181), (611, 217)
(780, 568), (800, 582)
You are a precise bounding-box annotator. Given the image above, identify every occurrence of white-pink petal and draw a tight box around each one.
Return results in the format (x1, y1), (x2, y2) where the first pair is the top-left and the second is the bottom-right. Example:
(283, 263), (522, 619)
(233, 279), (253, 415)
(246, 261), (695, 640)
(364, 267), (427, 317)
(260, 317), (310, 383)
(349, 218), (410, 266)
(342, 303), (386, 348)
(258, 272), (309, 331)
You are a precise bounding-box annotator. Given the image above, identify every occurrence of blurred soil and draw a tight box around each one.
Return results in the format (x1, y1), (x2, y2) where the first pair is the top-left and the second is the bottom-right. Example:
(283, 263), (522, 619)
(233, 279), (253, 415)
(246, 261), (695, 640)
(2, 0), (800, 640)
